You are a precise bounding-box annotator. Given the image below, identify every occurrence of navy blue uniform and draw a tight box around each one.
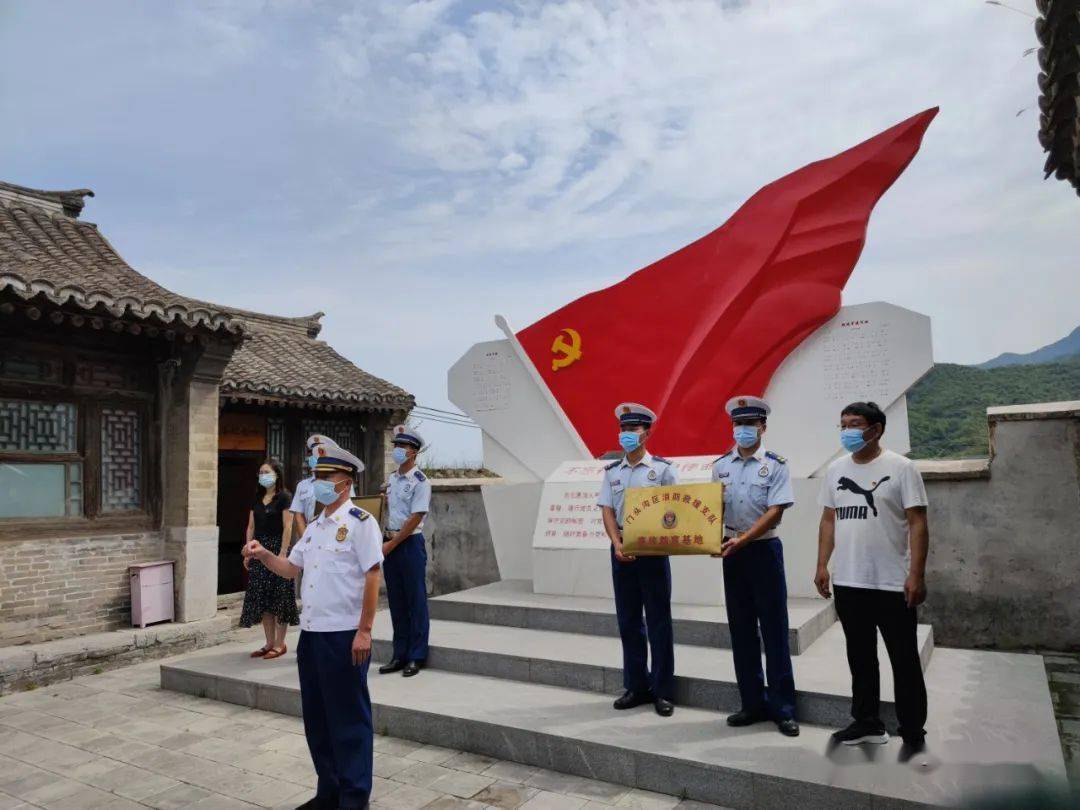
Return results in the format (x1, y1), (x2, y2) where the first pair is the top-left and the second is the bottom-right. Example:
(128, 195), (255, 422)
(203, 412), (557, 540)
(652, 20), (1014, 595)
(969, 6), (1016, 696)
(288, 501), (383, 808)
(599, 453), (678, 700)
(712, 448), (796, 721)
(384, 466), (432, 663)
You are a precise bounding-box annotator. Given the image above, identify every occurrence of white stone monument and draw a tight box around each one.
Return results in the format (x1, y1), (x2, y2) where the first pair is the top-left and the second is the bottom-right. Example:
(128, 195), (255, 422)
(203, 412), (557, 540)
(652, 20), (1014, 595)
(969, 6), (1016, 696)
(448, 300), (932, 604)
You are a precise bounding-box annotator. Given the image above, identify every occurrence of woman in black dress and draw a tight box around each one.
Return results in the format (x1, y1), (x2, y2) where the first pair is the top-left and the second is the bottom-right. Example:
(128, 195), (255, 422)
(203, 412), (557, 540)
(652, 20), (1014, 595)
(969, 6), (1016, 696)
(240, 458), (299, 658)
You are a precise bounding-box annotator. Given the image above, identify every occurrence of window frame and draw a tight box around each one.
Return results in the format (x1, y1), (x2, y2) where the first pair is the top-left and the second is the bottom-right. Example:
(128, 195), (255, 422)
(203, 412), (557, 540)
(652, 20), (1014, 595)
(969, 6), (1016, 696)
(0, 340), (156, 539)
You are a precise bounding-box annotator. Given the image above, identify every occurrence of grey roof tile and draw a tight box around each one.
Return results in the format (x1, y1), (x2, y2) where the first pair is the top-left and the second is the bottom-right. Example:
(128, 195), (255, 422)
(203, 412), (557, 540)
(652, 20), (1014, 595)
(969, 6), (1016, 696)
(0, 182), (413, 409)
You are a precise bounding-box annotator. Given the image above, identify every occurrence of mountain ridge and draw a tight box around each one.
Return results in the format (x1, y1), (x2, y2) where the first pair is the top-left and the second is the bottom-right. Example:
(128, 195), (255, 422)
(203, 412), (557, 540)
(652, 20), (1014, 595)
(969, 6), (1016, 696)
(977, 324), (1080, 369)
(907, 354), (1080, 458)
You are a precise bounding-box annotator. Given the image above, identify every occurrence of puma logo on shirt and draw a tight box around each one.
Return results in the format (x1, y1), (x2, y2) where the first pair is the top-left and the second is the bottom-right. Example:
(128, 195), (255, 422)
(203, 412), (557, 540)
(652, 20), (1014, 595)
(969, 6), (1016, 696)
(835, 476), (891, 518)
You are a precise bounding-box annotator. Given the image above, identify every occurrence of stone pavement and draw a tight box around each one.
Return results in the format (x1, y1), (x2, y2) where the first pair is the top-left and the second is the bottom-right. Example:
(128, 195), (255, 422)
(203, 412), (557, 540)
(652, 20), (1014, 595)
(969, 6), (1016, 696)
(1045, 650), (1080, 790)
(0, 627), (728, 810)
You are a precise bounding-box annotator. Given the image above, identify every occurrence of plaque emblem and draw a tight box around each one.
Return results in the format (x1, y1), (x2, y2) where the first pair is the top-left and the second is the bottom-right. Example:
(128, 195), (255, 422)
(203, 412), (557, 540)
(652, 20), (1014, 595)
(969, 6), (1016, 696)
(662, 510), (677, 529)
(335, 526), (348, 542)
(647, 469), (657, 481)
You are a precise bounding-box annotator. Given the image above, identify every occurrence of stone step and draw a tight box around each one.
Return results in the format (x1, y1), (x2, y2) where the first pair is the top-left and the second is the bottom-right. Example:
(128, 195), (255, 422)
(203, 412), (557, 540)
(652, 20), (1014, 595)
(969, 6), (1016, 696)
(370, 614), (934, 728)
(160, 638), (1066, 809)
(429, 579), (837, 654)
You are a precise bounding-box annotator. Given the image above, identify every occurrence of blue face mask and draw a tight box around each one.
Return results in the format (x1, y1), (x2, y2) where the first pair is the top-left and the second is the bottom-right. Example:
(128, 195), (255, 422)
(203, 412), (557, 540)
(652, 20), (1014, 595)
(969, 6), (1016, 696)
(618, 430), (642, 453)
(840, 427), (869, 453)
(733, 425), (759, 448)
(312, 478), (341, 505)
(258, 472), (276, 488)
(391, 447), (409, 465)
(308, 454), (319, 472)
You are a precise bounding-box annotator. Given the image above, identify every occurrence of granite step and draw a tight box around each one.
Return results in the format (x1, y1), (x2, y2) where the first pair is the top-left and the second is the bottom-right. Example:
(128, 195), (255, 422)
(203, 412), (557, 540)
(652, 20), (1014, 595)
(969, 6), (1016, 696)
(160, 638), (1066, 809)
(370, 614), (934, 728)
(429, 579), (837, 654)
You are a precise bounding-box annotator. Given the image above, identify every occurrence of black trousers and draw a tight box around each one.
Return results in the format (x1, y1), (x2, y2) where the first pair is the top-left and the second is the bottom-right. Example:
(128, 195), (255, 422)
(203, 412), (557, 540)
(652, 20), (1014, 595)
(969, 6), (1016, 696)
(834, 584), (927, 739)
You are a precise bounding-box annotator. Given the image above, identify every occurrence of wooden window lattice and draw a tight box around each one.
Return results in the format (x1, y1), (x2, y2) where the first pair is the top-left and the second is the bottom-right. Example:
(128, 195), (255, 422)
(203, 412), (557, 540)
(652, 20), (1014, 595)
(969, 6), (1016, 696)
(0, 400), (77, 453)
(267, 417), (287, 463)
(101, 407), (141, 512)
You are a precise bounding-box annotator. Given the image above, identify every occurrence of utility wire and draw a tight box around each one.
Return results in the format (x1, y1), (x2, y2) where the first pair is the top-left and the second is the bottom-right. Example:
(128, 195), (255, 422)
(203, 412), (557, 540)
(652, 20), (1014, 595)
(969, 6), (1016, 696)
(414, 403), (473, 420)
(412, 414), (481, 430)
(412, 408), (476, 426)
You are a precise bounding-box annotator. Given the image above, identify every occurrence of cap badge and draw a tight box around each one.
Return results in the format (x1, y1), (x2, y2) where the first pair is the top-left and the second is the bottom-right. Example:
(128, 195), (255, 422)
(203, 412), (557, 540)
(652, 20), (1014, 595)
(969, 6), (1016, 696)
(622, 406), (632, 414)
(738, 399), (747, 407)
(335, 526), (348, 543)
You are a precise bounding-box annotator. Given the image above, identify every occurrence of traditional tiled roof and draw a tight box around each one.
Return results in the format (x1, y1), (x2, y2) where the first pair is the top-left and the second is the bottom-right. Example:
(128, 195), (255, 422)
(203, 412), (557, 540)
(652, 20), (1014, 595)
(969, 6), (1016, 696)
(0, 181), (243, 333)
(219, 308), (414, 410)
(1036, 0), (1080, 194)
(0, 181), (414, 410)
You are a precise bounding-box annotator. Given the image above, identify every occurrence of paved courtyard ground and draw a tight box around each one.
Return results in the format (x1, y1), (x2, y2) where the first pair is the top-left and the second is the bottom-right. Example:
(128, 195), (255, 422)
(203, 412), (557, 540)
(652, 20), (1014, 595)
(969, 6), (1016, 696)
(1045, 650), (1080, 790)
(0, 627), (727, 810)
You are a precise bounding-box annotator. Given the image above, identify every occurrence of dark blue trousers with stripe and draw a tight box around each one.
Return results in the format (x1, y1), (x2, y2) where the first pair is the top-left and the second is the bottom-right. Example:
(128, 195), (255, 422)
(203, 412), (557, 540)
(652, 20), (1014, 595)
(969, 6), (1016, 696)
(383, 533), (430, 663)
(722, 537), (796, 721)
(610, 545), (675, 700)
(297, 630), (373, 808)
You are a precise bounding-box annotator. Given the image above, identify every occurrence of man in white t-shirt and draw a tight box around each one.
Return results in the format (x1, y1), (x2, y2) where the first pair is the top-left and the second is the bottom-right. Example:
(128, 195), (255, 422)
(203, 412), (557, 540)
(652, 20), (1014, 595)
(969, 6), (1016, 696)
(815, 401), (929, 753)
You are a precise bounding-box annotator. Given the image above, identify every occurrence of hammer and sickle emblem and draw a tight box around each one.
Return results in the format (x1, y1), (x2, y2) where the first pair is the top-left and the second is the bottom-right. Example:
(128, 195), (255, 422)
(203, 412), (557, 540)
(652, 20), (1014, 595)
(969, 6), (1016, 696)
(551, 328), (582, 371)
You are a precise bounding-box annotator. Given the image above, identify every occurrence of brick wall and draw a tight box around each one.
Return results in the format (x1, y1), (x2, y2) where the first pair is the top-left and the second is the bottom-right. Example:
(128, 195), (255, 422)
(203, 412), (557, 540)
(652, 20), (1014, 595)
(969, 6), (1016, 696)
(0, 532), (163, 646)
(187, 379), (220, 527)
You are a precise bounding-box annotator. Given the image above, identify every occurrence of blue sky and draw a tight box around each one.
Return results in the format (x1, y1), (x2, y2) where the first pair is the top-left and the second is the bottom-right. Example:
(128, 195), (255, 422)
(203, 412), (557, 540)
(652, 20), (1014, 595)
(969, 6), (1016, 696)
(2, 1), (1076, 465)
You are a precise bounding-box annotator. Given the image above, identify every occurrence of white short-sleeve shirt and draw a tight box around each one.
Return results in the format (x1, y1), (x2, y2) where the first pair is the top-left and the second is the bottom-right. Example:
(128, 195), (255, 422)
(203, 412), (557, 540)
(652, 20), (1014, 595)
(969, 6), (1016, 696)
(288, 501), (384, 632)
(819, 448), (928, 591)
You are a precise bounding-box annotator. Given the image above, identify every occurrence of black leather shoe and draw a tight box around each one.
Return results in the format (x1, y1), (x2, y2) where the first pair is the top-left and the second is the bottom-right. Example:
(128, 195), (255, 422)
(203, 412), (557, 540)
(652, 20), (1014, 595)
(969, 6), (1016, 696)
(294, 796), (335, 809)
(654, 698), (674, 717)
(726, 709), (768, 727)
(378, 659), (404, 674)
(777, 718), (800, 737)
(613, 690), (652, 710)
(402, 661), (422, 677)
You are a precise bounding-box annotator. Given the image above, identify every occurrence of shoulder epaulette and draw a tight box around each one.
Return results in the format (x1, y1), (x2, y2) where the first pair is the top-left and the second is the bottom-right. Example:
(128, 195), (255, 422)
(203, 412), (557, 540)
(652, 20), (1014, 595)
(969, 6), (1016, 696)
(348, 507), (369, 521)
(765, 451), (787, 464)
(604, 459), (621, 471)
(651, 455), (671, 464)
(413, 470), (427, 482)
(713, 451), (733, 464)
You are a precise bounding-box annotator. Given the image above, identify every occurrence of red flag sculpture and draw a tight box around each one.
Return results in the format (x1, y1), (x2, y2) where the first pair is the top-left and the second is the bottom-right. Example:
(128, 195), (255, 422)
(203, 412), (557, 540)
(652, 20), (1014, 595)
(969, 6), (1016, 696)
(515, 108), (938, 457)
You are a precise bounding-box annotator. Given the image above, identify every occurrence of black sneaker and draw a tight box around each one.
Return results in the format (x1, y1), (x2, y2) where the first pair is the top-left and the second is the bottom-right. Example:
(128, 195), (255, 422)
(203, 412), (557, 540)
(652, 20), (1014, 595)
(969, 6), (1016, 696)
(831, 720), (889, 746)
(898, 736), (926, 762)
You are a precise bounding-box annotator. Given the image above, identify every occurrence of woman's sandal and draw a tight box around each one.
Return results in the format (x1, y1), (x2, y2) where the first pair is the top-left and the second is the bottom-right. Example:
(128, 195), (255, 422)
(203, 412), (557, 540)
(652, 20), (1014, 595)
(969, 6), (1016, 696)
(262, 645), (287, 660)
(250, 645), (272, 658)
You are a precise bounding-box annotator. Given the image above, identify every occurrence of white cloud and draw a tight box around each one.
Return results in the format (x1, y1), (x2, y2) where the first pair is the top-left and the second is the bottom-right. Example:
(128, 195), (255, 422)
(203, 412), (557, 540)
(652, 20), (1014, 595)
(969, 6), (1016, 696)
(3, 0), (1076, 465)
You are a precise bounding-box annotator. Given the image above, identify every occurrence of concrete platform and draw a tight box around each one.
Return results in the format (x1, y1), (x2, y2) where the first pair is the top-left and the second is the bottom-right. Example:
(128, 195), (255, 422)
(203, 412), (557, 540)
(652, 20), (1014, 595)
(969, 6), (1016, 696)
(371, 614), (933, 728)
(161, 635), (1067, 809)
(430, 579), (837, 654)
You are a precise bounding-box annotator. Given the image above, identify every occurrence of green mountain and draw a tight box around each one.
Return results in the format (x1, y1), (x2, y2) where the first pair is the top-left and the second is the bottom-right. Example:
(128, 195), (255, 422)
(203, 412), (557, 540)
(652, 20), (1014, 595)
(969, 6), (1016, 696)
(907, 355), (1080, 458)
